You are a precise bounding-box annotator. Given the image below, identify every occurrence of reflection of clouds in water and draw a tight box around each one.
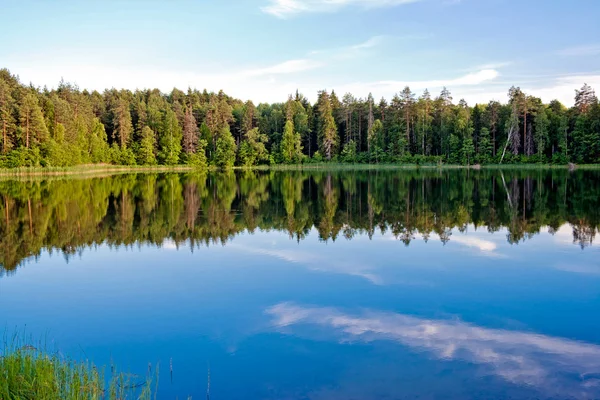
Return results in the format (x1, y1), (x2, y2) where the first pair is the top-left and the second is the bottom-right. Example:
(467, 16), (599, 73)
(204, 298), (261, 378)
(385, 225), (506, 258)
(161, 239), (179, 250)
(266, 303), (600, 398)
(549, 223), (597, 247)
(449, 235), (504, 257)
(554, 263), (600, 276)
(232, 244), (384, 284)
(548, 224), (576, 246)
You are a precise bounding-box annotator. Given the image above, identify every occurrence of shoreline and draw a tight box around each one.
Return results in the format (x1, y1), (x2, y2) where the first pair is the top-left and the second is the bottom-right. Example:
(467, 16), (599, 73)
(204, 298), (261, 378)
(0, 163), (597, 178)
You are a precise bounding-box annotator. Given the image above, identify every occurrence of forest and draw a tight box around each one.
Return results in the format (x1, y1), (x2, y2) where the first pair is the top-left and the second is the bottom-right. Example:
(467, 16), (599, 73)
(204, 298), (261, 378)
(1, 169), (598, 274)
(0, 68), (599, 168)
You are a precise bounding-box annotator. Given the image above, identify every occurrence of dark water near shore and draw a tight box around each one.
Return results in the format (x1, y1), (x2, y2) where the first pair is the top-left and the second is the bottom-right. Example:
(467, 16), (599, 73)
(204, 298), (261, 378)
(1, 169), (600, 399)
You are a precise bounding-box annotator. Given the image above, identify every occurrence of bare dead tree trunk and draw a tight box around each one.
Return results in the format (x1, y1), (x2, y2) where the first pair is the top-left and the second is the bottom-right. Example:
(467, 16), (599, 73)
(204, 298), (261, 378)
(500, 127), (514, 164)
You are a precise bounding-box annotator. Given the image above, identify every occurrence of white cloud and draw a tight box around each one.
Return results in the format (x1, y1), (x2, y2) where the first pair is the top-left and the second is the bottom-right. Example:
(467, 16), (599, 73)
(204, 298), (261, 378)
(245, 59), (322, 76)
(525, 74), (600, 106)
(323, 68), (500, 101)
(5, 57), (323, 104)
(267, 303), (600, 397)
(262, 0), (420, 18)
(557, 44), (600, 57)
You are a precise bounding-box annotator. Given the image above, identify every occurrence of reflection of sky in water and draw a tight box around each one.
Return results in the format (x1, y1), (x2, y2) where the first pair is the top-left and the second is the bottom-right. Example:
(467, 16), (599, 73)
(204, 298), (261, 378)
(1, 223), (599, 399)
(267, 302), (600, 398)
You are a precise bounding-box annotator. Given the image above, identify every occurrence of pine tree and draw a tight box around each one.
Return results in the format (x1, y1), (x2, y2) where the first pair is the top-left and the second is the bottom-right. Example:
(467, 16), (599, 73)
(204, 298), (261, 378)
(534, 108), (549, 161)
(183, 106), (198, 154)
(400, 86), (415, 148)
(89, 118), (109, 163)
(242, 100), (256, 136)
(137, 126), (157, 165)
(214, 126), (236, 168)
(462, 134), (475, 165)
(280, 120), (302, 164)
(158, 109), (182, 165)
(317, 91), (338, 160)
(478, 127), (492, 163)
(368, 119), (384, 163)
(575, 83), (598, 113)
(113, 97), (133, 149)
(19, 92), (49, 149)
(0, 80), (16, 153)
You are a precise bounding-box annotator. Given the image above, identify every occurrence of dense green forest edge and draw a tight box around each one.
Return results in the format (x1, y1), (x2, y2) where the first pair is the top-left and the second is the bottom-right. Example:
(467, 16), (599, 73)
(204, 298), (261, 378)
(1, 68), (599, 169)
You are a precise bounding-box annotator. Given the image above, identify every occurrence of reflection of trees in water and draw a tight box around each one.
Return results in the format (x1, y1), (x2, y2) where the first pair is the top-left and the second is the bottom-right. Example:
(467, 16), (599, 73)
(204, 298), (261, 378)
(1, 169), (599, 274)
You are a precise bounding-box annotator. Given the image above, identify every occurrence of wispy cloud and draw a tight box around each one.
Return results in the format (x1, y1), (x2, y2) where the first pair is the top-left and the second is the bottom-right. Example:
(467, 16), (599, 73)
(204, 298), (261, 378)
(557, 44), (600, 57)
(262, 0), (420, 18)
(331, 68), (500, 98)
(267, 303), (600, 397)
(232, 243), (385, 284)
(309, 35), (387, 60)
(463, 61), (512, 71)
(245, 59), (322, 76)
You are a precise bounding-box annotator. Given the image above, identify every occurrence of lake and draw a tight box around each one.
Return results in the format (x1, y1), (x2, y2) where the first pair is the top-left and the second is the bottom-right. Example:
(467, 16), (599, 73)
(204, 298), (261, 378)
(1, 169), (600, 399)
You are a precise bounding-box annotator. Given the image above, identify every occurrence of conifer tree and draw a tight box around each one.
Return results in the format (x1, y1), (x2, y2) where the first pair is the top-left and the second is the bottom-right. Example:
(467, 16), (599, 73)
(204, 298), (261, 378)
(183, 106), (199, 154)
(138, 126), (157, 165)
(317, 91), (338, 160)
(0, 80), (16, 153)
(19, 92), (49, 149)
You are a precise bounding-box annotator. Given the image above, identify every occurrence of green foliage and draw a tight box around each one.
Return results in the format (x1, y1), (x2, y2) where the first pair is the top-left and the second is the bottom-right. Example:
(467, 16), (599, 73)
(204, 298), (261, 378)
(312, 151), (324, 163)
(317, 91), (338, 160)
(137, 126), (157, 165)
(0, 147), (42, 168)
(368, 119), (385, 163)
(187, 140), (209, 169)
(157, 109), (182, 165)
(0, 334), (157, 400)
(239, 127), (268, 166)
(0, 68), (598, 169)
(214, 127), (236, 168)
(535, 108), (549, 161)
(340, 140), (357, 163)
(462, 135), (475, 165)
(280, 120), (303, 164)
(477, 128), (492, 164)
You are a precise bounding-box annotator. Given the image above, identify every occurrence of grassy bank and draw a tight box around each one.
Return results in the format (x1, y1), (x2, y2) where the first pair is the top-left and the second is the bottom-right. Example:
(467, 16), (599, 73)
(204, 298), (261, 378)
(1, 162), (599, 178)
(0, 164), (194, 178)
(0, 336), (158, 400)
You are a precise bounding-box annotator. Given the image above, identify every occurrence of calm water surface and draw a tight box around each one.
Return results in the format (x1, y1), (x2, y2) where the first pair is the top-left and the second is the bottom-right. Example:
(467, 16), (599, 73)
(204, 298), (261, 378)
(1, 169), (600, 399)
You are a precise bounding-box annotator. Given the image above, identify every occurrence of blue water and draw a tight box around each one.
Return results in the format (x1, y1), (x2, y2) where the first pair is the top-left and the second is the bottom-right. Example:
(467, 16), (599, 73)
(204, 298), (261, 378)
(3, 223), (600, 399)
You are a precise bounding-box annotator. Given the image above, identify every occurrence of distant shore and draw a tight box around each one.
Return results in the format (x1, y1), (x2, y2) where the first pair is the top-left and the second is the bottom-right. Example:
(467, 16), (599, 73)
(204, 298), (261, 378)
(0, 163), (597, 178)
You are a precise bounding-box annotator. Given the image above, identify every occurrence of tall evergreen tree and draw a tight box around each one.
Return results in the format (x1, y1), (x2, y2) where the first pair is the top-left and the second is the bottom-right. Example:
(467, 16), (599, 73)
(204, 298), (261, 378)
(183, 106), (199, 154)
(317, 91), (338, 160)
(19, 92), (49, 149)
(0, 80), (15, 153)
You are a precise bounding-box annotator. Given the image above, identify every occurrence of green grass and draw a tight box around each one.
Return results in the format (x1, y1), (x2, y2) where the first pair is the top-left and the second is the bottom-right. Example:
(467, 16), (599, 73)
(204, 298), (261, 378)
(1, 161), (598, 179)
(0, 164), (195, 178)
(0, 333), (158, 400)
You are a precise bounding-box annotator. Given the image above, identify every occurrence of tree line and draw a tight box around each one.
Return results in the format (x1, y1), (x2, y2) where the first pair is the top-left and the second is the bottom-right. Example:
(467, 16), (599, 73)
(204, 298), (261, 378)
(1, 169), (598, 274)
(0, 68), (599, 168)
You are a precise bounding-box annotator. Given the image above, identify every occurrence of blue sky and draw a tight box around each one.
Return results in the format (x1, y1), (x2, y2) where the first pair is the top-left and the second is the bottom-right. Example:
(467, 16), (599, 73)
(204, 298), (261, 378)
(1, 0), (599, 105)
